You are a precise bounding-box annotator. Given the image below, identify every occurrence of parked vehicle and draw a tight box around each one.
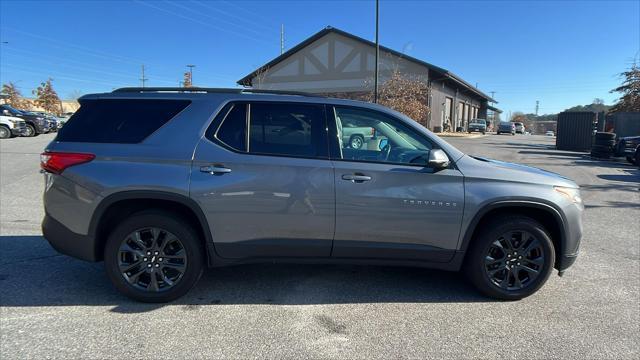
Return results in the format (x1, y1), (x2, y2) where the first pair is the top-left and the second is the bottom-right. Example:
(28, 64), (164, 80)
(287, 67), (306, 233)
(42, 87), (582, 303)
(0, 115), (27, 138)
(497, 122), (516, 135)
(545, 131), (555, 137)
(0, 104), (50, 136)
(468, 119), (487, 134)
(514, 122), (525, 134)
(614, 136), (640, 164)
(338, 116), (376, 149)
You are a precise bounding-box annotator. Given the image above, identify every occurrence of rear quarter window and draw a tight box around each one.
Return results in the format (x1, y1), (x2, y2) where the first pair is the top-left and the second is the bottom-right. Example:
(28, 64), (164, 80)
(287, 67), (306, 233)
(56, 99), (190, 143)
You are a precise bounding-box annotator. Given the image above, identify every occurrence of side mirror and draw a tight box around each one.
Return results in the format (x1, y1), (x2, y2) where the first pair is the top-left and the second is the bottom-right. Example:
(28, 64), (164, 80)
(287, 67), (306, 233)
(428, 149), (450, 169)
(2, 110), (10, 116)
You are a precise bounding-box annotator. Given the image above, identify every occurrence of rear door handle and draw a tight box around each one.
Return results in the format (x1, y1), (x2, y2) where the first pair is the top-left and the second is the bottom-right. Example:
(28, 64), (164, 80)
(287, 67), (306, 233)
(342, 174), (372, 183)
(200, 165), (232, 175)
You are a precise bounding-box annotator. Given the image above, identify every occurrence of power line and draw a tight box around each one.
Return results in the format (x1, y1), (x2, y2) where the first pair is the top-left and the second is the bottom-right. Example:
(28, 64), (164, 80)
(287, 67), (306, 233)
(163, 0), (273, 39)
(133, 0), (271, 45)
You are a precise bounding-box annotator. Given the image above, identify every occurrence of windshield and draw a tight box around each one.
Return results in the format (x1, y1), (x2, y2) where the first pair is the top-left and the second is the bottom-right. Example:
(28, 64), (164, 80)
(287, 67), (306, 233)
(470, 119), (486, 125)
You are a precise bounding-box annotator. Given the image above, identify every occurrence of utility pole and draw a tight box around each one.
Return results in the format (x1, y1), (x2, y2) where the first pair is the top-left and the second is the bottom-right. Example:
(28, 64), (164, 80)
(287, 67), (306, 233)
(490, 91), (496, 102)
(535, 100), (539, 115)
(373, 0), (379, 103)
(280, 24), (285, 55)
(186, 64), (195, 86)
(140, 65), (148, 88)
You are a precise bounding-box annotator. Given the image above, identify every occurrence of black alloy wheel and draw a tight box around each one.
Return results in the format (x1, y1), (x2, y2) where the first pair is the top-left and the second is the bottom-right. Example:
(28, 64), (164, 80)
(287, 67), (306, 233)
(118, 227), (187, 292)
(484, 230), (544, 290)
(104, 211), (204, 302)
(465, 215), (555, 300)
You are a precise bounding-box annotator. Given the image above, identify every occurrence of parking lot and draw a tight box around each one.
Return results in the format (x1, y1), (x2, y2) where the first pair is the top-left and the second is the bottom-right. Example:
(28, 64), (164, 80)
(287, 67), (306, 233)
(1, 133), (638, 359)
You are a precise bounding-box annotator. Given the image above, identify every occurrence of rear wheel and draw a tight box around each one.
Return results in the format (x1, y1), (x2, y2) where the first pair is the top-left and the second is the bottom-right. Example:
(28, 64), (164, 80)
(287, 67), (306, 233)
(464, 216), (555, 300)
(104, 211), (204, 302)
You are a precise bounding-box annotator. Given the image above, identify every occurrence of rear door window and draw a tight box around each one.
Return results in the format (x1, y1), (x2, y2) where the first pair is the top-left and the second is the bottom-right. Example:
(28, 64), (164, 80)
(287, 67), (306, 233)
(56, 99), (190, 143)
(248, 102), (327, 158)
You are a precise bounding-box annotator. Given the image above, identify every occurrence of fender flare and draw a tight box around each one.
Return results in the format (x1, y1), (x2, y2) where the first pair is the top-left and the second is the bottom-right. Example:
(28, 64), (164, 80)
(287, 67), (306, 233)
(89, 190), (216, 265)
(459, 200), (567, 255)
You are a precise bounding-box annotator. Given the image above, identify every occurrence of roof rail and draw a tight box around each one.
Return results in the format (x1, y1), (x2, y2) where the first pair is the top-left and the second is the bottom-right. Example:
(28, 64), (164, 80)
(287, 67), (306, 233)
(112, 87), (324, 97)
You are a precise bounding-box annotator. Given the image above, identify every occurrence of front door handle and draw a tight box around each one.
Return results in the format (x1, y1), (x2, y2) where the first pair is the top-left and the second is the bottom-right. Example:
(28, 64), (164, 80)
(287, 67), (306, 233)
(200, 165), (232, 175)
(342, 174), (372, 183)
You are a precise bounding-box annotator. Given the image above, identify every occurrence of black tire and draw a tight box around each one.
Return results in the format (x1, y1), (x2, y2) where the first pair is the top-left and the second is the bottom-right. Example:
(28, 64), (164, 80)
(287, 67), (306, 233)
(626, 156), (636, 165)
(496, 131), (501, 135)
(24, 124), (37, 137)
(349, 135), (365, 149)
(635, 146), (640, 168)
(594, 139), (615, 147)
(104, 211), (204, 303)
(595, 132), (615, 141)
(0, 125), (10, 139)
(464, 216), (555, 300)
(591, 144), (612, 153)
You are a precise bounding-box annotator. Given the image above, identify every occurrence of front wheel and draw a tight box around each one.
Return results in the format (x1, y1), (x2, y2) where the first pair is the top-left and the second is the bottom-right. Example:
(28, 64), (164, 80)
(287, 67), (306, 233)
(24, 124), (37, 137)
(0, 125), (10, 139)
(464, 216), (555, 300)
(104, 211), (204, 302)
(349, 135), (365, 149)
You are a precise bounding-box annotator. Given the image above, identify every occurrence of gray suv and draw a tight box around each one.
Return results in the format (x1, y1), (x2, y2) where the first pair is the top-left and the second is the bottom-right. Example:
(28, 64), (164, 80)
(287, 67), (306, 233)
(41, 88), (583, 302)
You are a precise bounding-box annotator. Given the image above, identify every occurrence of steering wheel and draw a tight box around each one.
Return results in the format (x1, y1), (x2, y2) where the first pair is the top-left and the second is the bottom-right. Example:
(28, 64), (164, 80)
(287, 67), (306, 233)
(381, 142), (392, 161)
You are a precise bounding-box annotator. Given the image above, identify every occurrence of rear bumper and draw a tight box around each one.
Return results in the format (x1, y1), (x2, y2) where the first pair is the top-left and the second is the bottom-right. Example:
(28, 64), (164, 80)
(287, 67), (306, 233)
(42, 214), (99, 262)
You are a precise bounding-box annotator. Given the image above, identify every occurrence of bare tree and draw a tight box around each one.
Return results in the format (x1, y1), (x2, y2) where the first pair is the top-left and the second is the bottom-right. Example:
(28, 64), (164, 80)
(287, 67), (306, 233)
(364, 70), (430, 128)
(1, 82), (32, 109)
(33, 78), (62, 114)
(610, 62), (640, 112)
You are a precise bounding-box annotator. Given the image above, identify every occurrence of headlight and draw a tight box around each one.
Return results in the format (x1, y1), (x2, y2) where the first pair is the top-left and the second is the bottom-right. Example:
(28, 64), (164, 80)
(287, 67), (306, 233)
(7, 118), (17, 124)
(36, 117), (44, 120)
(554, 186), (582, 205)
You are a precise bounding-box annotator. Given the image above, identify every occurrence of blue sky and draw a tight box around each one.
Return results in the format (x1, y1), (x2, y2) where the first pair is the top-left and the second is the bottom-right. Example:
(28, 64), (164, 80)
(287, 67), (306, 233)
(0, 0), (638, 116)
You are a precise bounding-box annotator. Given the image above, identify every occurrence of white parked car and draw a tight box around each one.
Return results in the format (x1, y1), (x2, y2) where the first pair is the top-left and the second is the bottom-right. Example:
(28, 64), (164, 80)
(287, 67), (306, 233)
(0, 115), (28, 138)
(545, 131), (555, 136)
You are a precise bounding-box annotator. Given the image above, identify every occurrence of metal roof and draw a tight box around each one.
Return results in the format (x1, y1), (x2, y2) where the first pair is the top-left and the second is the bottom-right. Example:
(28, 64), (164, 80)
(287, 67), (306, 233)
(237, 26), (497, 103)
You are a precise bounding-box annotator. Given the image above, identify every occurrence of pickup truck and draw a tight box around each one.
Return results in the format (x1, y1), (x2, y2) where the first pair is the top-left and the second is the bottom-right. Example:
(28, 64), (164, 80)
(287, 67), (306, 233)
(341, 122), (376, 149)
(468, 119), (487, 134)
(0, 115), (27, 138)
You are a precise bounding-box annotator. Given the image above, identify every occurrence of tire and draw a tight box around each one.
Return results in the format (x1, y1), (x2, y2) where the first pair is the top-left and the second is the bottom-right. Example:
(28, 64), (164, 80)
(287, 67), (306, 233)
(104, 211), (204, 303)
(595, 132), (615, 141)
(496, 131), (501, 135)
(626, 156), (635, 165)
(591, 144), (612, 153)
(635, 146), (640, 168)
(24, 124), (37, 137)
(464, 215), (555, 300)
(0, 125), (10, 139)
(349, 135), (365, 150)
(594, 139), (615, 147)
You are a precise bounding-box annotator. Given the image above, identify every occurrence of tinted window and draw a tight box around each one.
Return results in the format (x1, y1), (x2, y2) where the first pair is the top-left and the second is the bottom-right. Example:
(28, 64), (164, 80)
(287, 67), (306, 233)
(56, 99), (190, 143)
(333, 106), (433, 165)
(249, 103), (325, 158)
(214, 104), (247, 151)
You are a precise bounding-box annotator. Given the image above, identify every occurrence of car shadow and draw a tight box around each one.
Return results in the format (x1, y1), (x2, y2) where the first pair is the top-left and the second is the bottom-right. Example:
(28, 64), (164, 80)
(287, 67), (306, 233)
(0, 235), (489, 312)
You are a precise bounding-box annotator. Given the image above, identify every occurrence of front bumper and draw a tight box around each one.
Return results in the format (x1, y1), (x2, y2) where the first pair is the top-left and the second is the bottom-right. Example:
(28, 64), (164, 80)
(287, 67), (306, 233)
(556, 202), (583, 271)
(11, 124), (27, 136)
(42, 214), (99, 262)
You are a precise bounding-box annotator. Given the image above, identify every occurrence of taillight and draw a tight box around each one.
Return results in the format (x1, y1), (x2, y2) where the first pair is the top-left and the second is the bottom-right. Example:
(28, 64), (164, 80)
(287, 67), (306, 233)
(40, 152), (95, 174)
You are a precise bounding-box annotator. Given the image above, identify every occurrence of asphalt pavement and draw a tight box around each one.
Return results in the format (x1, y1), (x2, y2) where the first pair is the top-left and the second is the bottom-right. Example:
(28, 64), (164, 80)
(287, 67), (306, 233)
(1, 133), (638, 359)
